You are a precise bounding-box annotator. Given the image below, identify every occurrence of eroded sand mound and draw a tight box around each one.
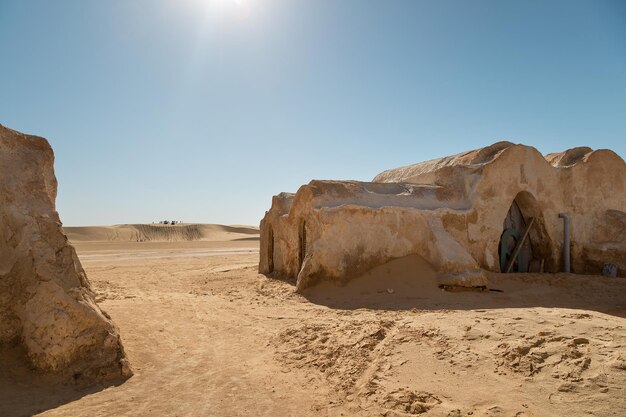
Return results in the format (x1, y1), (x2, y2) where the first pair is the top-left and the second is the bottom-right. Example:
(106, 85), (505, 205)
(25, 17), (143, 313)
(0, 124), (131, 383)
(302, 254), (441, 307)
(64, 223), (259, 243)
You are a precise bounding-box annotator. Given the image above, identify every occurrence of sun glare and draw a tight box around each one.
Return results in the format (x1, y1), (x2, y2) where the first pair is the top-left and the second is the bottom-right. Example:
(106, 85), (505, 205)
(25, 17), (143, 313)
(189, 0), (251, 16)
(200, 0), (247, 8)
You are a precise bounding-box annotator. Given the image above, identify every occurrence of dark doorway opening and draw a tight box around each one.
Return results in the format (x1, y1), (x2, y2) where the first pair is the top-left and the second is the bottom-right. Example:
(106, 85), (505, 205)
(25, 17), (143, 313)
(499, 191), (554, 272)
(299, 220), (307, 271)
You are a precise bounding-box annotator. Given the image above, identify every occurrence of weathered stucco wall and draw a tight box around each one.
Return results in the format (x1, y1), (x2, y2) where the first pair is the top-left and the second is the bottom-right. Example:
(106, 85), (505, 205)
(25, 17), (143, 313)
(260, 142), (626, 291)
(0, 124), (131, 382)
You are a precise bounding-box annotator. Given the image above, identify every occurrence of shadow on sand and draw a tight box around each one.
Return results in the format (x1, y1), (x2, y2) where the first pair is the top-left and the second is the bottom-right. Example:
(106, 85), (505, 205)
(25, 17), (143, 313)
(285, 256), (626, 318)
(0, 346), (129, 417)
(233, 236), (260, 242)
(300, 275), (626, 319)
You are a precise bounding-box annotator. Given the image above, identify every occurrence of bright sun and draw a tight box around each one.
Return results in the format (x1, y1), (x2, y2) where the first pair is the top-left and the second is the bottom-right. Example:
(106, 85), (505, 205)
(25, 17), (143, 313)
(218, 0), (245, 6)
(188, 0), (251, 12)
(206, 0), (248, 9)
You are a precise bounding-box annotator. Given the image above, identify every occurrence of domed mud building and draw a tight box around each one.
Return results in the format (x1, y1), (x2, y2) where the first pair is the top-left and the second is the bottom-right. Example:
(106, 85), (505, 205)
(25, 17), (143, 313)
(259, 142), (626, 290)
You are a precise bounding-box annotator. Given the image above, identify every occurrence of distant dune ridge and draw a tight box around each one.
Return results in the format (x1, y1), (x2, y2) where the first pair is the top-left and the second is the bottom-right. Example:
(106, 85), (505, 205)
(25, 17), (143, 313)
(64, 223), (260, 243)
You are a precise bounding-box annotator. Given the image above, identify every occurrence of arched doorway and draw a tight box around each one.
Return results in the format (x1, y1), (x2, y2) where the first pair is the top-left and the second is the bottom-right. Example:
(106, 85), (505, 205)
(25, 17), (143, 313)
(499, 191), (553, 272)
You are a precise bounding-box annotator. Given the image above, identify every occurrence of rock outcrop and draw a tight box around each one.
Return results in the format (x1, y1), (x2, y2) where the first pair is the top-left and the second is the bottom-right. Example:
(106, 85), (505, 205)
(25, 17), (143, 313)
(260, 142), (626, 290)
(0, 124), (131, 382)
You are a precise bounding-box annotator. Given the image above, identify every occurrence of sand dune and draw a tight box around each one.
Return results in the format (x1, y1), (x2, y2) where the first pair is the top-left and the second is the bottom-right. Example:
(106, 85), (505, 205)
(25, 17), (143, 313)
(63, 223), (259, 243)
(302, 254), (442, 307)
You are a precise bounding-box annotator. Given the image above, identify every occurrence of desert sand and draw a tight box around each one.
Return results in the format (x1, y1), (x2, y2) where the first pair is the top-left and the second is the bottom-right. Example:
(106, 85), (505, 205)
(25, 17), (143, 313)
(2, 227), (624, 417)
(64, 223), (260, 243)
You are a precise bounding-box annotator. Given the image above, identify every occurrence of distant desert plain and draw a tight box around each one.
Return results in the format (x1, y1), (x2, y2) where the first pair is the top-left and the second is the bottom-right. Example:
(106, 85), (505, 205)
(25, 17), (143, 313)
(2, 223), (625, 417)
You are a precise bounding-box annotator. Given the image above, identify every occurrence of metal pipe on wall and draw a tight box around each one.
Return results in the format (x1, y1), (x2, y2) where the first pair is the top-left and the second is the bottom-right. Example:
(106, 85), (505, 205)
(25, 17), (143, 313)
(558, 213), (570, 273)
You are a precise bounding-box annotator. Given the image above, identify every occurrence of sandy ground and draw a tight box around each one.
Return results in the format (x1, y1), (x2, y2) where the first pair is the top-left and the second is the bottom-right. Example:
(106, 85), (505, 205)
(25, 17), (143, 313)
(2, 239), (625, 417)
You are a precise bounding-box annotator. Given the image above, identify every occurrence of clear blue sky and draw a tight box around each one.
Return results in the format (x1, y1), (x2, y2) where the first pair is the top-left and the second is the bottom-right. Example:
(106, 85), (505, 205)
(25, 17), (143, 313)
(1, 0), (625, 226)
